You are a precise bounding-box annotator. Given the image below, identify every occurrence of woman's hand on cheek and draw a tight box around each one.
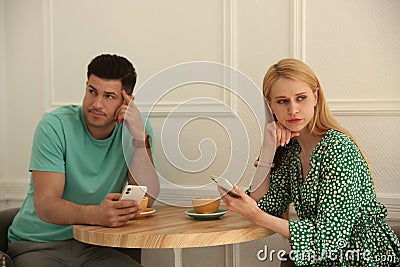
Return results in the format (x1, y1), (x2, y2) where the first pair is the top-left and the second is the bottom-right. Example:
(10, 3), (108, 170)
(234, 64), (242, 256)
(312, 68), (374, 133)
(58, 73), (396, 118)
(275, 122), (300, 147)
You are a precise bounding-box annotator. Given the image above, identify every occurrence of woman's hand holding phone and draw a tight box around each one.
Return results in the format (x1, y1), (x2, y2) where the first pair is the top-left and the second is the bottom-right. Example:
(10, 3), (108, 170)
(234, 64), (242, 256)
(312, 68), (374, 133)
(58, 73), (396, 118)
(211, 175), (241, 198)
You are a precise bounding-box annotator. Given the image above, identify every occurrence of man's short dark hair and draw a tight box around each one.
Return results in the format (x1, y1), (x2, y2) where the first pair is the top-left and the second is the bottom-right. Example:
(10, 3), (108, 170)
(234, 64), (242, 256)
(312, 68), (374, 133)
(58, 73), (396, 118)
(87, 54), (137, 95)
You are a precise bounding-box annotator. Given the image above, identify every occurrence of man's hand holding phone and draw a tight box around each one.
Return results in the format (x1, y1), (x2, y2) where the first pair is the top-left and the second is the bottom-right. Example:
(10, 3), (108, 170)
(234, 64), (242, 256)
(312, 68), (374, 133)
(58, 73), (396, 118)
(119, 184), (147, 202)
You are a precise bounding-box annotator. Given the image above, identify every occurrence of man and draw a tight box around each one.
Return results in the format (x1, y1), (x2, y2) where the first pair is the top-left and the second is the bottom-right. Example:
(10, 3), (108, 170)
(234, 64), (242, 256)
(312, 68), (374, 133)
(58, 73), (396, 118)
(7, 54), (159, 266)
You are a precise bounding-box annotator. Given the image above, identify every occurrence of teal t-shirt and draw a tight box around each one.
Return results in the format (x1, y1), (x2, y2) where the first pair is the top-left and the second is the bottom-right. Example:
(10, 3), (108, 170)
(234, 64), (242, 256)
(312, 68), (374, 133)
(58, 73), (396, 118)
(8, 105), (154, 242)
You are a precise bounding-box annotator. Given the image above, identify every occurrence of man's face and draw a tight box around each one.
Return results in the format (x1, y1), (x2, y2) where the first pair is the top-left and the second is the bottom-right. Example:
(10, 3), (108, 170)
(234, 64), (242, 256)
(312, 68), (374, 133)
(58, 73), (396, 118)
(82, 75), (124, 137)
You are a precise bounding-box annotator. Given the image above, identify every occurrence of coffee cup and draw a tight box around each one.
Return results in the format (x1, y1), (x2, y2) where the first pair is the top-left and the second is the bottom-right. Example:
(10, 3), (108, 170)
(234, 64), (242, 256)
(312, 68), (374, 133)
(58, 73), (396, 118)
(139, 197), (148, 211)
(192, 197), (220, 214)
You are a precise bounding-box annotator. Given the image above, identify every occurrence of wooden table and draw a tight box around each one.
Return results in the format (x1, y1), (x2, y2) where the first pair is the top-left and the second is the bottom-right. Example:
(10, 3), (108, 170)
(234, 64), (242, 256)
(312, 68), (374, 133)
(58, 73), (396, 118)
(73, 206), (274, 266)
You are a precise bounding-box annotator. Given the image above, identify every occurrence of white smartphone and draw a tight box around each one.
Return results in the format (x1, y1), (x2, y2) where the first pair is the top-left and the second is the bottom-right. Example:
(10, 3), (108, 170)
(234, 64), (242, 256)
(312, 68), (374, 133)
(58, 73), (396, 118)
(119, 185), (147, 202)
(210, 175), (241, 198)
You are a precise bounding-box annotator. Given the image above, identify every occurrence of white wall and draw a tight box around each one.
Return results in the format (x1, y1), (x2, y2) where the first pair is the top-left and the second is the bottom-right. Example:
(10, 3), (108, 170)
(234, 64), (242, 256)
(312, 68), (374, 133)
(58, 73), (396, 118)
(0, 0), (6, 180)
(3, 0), (45, 178)
(1, 0), (399, 266)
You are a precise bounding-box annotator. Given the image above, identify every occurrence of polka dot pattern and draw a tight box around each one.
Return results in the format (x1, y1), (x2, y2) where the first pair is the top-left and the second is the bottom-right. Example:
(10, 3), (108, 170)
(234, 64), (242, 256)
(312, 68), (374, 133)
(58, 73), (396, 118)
(254, 129), (400, 266)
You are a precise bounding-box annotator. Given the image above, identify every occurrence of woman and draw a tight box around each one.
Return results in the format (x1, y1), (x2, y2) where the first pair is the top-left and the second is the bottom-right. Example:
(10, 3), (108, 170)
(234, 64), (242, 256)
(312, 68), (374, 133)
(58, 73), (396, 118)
(220, 58), (400, 266)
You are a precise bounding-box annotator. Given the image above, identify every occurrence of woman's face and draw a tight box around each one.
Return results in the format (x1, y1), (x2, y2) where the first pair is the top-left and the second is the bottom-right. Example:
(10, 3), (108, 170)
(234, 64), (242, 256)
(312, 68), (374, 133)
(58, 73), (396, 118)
(268, 77), (318, 133)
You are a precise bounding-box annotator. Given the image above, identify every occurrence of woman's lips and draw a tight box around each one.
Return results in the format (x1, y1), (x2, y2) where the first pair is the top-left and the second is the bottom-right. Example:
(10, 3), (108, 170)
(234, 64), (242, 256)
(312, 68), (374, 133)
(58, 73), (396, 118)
(287, 118), (302, 124)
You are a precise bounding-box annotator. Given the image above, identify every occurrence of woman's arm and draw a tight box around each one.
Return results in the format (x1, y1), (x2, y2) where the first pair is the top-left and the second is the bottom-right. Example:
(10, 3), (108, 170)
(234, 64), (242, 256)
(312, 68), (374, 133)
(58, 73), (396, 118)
(220, 185), (290, 238)
(249, 122), (299, 201)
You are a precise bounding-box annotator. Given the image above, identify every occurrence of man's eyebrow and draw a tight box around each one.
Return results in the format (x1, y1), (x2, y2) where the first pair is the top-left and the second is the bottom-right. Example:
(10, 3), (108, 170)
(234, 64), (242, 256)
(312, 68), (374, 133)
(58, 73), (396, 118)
(87, 85), (118, 96)
(87, 85), (97, 91)
(104, 91), (118, 96)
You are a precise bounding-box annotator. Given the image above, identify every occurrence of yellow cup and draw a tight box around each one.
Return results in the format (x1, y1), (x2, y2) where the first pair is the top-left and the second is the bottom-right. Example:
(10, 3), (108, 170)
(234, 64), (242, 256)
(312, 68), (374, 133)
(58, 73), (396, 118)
(192, 197), (220, 214)
(139, 197), (148, 211)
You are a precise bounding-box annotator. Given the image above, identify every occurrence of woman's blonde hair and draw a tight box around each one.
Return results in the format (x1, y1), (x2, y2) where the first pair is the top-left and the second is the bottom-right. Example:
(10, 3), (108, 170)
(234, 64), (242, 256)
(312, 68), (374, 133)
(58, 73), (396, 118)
(263, 58), (371, 174)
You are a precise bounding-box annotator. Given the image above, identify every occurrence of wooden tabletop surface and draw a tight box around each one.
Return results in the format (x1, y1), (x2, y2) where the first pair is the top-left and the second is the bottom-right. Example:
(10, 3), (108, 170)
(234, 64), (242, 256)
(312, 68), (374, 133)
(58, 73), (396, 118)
(73, 205), (274, 249)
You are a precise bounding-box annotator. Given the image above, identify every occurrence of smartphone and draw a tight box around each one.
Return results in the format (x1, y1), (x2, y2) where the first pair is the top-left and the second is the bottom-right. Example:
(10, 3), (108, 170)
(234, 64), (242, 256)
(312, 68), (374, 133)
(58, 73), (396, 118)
(119, 185), (147, 203)
(210, 175), (241, 198)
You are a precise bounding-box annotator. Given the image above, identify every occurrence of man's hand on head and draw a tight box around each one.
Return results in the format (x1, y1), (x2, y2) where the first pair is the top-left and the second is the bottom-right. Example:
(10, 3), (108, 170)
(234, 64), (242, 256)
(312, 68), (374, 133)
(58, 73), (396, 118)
(114, 90), (146, 141)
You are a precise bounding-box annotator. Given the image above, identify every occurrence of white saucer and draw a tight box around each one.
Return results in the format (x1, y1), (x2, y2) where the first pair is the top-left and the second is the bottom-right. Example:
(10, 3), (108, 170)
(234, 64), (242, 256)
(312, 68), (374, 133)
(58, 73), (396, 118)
(136, 208), (156, 218)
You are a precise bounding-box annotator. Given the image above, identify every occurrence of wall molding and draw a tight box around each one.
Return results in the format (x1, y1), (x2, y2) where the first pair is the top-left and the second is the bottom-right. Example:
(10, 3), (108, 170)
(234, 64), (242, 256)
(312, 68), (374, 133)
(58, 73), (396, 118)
(290, 0), (306, 61)
(47, 98), (400, 117)
(42, 0), (399, 118)
(0, 180), (29, 203)
(328, 99), (400, 116)
(136, 101), (235, 118)
(43, 0), (240, 113)
(45, 101), (236, 117)
(222, 0), (238, 112)
(378, 193), (400, 221)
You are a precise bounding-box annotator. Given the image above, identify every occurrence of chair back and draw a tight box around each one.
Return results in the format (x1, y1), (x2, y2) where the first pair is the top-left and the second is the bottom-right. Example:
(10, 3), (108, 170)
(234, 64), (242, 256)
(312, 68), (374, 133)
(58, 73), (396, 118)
(0, 208), (20, 253)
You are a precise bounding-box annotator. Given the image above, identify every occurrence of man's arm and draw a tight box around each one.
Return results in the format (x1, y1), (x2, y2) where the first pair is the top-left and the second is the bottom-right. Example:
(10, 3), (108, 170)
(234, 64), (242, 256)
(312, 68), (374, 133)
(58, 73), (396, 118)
(127, 136), (159, 207)
(32, 171), (141, 227)
(116, 90), (160, 206)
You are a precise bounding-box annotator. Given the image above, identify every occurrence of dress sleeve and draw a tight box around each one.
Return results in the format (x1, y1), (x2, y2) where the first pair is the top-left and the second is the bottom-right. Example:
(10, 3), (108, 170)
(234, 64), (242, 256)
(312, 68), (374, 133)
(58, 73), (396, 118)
(288, 141), (365, 266)
(29, 114), (66, 173)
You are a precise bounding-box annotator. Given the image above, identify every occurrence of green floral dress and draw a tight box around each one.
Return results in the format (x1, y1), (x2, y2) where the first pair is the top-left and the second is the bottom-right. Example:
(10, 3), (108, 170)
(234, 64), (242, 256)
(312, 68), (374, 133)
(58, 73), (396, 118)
(256, 129), (400, 266)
